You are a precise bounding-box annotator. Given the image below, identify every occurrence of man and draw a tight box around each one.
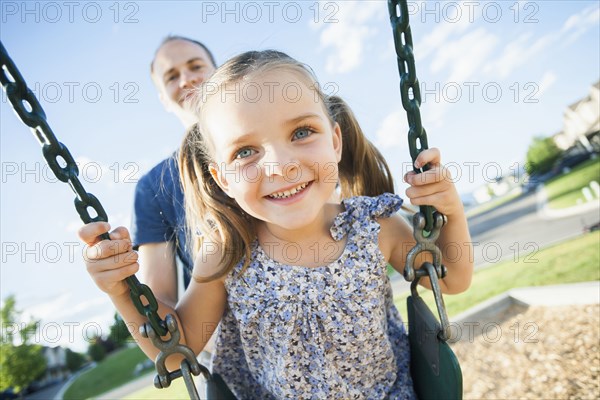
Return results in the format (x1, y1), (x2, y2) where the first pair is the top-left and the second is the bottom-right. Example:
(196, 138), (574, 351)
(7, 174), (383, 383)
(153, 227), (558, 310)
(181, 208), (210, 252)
(132, 36), (217, 307)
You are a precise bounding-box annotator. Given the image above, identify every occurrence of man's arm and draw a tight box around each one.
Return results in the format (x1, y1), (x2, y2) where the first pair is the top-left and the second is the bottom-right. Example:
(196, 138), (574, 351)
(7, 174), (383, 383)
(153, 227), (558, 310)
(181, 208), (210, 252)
(132, 158), (186, 307)
(138, 242), (178, 308)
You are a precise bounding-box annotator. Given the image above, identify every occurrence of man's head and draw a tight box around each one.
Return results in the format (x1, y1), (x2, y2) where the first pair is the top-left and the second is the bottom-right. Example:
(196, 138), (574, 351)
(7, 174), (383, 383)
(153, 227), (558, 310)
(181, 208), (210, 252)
(151, 36), (217, 127)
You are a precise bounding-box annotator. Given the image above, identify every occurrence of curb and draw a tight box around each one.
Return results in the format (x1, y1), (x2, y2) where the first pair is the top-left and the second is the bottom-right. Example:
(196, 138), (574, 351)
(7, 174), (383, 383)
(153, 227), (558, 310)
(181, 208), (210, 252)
(451, 281), (599, 326)
(536, 186), (599, 220)
(53, 362), (96, 400)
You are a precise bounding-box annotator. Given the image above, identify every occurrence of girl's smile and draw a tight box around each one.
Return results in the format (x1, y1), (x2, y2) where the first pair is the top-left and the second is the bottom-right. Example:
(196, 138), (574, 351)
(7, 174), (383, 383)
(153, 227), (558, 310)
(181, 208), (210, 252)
(265, 180), (313, 202)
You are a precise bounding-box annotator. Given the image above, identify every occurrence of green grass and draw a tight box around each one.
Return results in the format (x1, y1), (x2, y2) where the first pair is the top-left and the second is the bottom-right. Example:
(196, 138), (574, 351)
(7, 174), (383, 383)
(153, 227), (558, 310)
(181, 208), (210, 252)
(63, 346), (150, 400)
(545, 158), (600, 209)
(394, 231), (600, 321)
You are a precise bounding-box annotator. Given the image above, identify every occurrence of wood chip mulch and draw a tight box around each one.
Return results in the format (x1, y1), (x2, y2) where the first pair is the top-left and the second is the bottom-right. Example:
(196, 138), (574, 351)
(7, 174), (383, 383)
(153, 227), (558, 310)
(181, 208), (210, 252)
(450, 304), (600, 399)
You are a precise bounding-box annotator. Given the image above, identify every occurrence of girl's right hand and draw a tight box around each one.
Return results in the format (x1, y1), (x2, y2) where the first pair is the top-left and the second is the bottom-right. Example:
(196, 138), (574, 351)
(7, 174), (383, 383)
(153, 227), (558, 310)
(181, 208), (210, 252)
(78, 222), (139, 297)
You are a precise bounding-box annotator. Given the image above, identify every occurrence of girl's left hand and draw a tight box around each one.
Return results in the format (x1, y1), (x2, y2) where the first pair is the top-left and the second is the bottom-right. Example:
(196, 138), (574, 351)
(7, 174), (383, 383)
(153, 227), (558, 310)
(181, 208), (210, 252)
(403, 147), (463, 217)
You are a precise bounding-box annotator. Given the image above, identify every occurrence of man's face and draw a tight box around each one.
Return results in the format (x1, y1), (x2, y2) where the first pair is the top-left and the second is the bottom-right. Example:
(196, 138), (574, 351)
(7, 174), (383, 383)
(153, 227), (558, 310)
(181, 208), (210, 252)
(152, 40), (216, 125)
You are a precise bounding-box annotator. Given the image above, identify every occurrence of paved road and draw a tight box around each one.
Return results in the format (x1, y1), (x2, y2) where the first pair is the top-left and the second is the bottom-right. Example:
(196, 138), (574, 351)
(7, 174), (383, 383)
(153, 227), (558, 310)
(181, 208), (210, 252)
(467, 192), (599, 268)
(24, 381), (64, 400)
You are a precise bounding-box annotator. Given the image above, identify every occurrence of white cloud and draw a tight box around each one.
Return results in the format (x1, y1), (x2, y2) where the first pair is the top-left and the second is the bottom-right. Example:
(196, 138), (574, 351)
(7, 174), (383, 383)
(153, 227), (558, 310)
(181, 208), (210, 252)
(561, 3), (600, 45)
(60, 297), (112, 320)
(408, 4), (498, 84)
(374, 110), (409, 150)
(314, 2), (385, 73)
(562, 3), (600, 32)
(431, 27), (498, 84)
(22, 293), (72, 321)
(484, 32), (533, 79)
(42, 308), (113, 352)
(536, 71), (558, 98)
(22, 293), (111, 322)
(420, 100), (450, 132)
(17, 294), (114, 351)
(415, 9), (474, 63)
(486, 3), (599, 79)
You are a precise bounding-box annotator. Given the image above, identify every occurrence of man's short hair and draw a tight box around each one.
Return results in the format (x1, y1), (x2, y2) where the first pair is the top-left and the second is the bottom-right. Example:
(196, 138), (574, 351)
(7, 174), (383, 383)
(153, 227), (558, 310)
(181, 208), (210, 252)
(150, 35), (218, 74)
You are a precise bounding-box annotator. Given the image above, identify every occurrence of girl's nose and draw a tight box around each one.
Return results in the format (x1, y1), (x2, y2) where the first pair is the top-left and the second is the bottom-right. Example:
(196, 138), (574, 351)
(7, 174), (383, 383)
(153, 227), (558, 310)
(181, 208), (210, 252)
(261, 148), (299, 179)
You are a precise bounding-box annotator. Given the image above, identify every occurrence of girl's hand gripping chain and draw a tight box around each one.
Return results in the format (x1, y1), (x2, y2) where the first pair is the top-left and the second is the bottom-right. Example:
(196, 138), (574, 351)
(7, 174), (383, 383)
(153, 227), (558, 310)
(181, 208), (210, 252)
(79, 222), (140, 297)
(403, 147), (474, 294)
(403, 148), (462, 217)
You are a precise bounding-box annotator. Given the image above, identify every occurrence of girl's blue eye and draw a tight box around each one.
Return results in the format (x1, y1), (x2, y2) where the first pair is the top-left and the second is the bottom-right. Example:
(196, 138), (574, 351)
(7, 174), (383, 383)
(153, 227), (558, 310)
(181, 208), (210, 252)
(235, 148), (255, 159)
(293, 128), (312, 140)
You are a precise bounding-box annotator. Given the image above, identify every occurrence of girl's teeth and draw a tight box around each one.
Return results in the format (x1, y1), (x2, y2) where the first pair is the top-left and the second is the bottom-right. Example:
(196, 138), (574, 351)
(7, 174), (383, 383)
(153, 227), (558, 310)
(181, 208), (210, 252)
(269, 182), (308, 199)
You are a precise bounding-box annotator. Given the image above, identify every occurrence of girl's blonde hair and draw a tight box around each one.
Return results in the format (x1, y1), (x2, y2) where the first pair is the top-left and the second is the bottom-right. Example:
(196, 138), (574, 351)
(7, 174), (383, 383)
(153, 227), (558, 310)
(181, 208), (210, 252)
(179, 50), (394, 282)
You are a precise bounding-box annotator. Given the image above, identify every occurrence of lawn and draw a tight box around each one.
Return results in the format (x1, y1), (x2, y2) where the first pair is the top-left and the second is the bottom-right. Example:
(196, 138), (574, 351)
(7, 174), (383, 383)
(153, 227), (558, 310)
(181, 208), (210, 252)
(393, 230), (600, 321)
(63, 346), (150, 399)
(544, 158), (599, 209)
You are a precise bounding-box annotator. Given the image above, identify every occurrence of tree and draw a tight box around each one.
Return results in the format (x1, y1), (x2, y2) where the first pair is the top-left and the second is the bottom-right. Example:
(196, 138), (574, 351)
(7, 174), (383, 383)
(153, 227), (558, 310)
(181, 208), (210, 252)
(87, 336), (106, 362)
(0, 295), (47, 394)
(65, 348), (86, 372)
(525, 136), (562, 176)
(108, 312), (133, 348)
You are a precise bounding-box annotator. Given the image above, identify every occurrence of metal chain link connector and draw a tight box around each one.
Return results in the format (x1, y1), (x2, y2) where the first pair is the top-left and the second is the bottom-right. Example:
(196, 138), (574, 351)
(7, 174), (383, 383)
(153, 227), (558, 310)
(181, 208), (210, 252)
(0, 41), (203, 398)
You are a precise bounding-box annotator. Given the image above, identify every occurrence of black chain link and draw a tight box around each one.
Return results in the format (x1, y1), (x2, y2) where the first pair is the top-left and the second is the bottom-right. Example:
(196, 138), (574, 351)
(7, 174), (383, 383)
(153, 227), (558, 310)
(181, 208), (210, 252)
(388, 1), (450, 337)
(388, 0), (436, 233)
(0, 41), (202, 397)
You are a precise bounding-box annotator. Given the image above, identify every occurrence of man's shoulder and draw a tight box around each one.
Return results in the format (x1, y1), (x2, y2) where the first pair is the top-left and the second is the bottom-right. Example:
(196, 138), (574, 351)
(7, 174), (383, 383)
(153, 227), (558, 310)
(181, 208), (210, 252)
(132, 152), (184, 227)
(138, 153), (180, 188)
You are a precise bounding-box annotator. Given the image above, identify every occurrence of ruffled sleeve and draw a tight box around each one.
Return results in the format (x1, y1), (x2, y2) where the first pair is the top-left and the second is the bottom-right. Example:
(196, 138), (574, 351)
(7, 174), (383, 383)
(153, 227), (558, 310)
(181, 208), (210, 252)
(330, 193), (403, 241)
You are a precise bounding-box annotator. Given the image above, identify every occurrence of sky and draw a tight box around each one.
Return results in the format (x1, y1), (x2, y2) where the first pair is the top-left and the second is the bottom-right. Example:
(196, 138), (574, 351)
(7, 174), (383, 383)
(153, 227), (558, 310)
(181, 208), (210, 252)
(1, 1), (599, 352)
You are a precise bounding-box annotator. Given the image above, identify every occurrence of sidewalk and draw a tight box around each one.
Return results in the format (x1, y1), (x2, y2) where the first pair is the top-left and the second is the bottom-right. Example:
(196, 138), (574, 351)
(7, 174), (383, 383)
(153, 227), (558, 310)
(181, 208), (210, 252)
(95, 372), (155, 400)
(536, 185), (600, 219)
(95, 351), (212, 399)
(390, 272), (411, 295)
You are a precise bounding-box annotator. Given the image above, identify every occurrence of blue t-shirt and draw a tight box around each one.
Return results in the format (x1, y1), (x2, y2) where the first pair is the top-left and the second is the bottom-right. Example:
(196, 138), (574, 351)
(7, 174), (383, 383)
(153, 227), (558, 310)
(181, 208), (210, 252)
(131, 153), (192, 288)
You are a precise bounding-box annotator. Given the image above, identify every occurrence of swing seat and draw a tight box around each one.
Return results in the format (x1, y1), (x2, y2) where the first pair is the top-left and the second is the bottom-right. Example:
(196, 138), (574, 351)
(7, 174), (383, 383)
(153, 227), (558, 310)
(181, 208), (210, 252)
(205, 372), (237, 399)
(408, 293), (462, 400)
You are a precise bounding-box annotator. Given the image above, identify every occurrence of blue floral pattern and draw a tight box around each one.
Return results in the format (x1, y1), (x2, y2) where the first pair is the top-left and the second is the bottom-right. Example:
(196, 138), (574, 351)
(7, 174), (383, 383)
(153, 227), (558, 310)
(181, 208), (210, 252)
(211, 193), (417, 399)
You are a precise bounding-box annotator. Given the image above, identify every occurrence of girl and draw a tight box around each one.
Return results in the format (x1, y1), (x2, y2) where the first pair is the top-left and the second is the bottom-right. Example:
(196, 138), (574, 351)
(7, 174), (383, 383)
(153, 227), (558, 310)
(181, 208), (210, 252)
(80, 50), (473, 399)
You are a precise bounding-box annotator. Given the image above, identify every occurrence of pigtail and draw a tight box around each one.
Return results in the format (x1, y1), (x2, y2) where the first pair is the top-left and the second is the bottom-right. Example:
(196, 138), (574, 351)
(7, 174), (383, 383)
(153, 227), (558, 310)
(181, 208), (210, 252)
(178, 123), (254, 282)
(326, 96), (395, 198)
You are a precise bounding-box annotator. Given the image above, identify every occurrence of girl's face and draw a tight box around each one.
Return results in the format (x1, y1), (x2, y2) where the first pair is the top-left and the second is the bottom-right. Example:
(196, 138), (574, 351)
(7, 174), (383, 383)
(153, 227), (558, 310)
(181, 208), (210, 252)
(204, 69), (342, 232)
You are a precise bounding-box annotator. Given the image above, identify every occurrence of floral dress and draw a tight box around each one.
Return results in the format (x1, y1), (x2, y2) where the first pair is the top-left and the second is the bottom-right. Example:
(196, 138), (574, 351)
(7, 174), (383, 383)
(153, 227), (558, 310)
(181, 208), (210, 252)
(211, 193), (417, 399)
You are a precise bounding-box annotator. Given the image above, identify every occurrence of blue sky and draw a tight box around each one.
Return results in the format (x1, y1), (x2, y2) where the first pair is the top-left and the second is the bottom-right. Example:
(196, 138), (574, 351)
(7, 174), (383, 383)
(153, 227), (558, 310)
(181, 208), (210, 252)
(1, 1), (599, 351)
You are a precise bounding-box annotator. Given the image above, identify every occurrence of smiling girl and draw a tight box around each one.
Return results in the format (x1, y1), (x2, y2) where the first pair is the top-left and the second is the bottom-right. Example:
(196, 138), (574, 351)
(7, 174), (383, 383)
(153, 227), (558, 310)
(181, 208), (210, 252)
(80, 50), (473, 399)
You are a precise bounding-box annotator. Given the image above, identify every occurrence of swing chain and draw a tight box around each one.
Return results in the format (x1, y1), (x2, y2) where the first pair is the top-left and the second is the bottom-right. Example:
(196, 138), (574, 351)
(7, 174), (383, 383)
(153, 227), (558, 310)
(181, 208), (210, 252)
(388, 0), (450, 330)
(0, 41), (203, 398)
(0, 40), (167, 336)
(388, 0), (436, 234)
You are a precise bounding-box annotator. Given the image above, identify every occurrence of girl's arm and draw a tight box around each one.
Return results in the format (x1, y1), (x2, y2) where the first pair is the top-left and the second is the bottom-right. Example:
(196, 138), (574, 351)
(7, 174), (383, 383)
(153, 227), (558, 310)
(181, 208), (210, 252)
(79, 222), (226, 371)
(380, 148), (473, 294)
